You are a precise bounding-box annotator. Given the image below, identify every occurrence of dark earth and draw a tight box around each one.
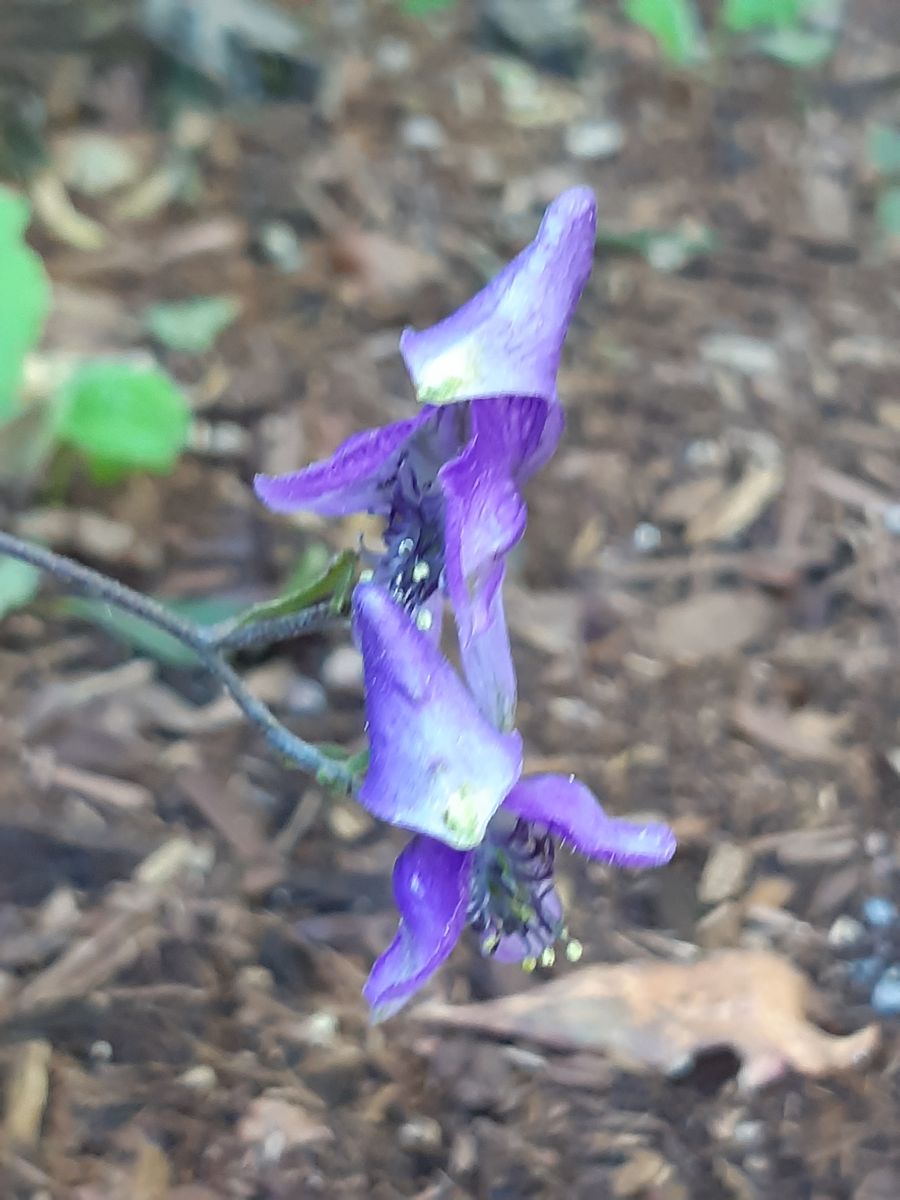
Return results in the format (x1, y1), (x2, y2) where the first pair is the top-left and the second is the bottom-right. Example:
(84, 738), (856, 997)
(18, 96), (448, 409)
(1, 1), (900, 1196)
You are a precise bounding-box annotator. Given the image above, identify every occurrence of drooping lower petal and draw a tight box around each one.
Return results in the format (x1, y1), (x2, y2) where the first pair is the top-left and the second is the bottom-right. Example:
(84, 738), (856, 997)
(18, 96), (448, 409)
(439, 396), (561, 728)
(456, 571), (517, 732)
(400, 187), (597, 406)
(439, 406), (527, 637)
(364, 836), (472, 1021)
(353, 582), (523, 850)
(254, 410), (432, 517)
(503, 776), (677, 870)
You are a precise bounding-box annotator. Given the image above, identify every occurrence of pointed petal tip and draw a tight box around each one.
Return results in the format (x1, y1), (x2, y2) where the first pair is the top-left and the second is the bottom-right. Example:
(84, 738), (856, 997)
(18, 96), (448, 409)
(621, 821), (678, 870)
(543, 186), (597, 231)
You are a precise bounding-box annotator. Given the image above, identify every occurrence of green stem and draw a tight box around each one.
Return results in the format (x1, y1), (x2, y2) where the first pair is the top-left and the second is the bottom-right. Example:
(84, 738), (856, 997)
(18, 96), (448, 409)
(0, 530), (354, 792)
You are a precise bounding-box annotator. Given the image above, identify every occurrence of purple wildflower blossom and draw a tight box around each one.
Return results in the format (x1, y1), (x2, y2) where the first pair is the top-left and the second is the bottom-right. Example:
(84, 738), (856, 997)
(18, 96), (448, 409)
(353, 583), (677, 1021)
(254, 189), (596, 730)
(401, 186), (598, 407)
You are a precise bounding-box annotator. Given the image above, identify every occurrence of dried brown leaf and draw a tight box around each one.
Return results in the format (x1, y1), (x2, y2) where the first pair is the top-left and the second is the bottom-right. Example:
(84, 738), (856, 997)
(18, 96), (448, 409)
(686, 461), (784, 544)
(732, 700), (851, 764)
(653, 590), (774, 661)
(416, 950), (878, 1092)
(328, 228), (442, 318)
(239, 1094), (334, 1151)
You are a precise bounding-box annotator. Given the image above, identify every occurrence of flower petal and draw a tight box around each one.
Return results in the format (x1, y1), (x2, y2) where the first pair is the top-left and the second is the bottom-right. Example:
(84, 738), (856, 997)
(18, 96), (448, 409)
(364, 836), (472, 1021)
(503, 776), (677, 870)
(254, 411), (431, 517)
(456, 577), (517, 731)
(353, 582), (522, 849)
(400, 187), (597, 406)
(439, 396), (559, 728)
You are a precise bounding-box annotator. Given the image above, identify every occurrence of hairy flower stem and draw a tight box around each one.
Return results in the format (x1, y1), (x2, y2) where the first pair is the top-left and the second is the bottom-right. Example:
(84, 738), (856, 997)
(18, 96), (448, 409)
(0, 530), (354, 793)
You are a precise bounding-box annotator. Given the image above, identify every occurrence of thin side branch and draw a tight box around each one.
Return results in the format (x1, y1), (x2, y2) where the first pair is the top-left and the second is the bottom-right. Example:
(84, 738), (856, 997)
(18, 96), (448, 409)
(207, 602), (346, 652)
(0, 531), (354, 792)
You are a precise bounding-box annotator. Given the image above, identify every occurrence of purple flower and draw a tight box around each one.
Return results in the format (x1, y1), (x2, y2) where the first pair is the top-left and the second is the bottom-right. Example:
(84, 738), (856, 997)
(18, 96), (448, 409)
(352, 583), (676, 1020)
(400, 187), (598, 406)
(255, 189), (596, 728)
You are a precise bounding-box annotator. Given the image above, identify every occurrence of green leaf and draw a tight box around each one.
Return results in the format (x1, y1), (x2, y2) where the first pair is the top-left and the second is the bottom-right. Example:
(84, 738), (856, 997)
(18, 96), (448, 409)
(0, 188), (51, 420)
(0, 558), (40, 619)
(721, 0), (810, 32)
(622, 0), (706, 65)
(55, 360), (190, 478)
(397, 0), (455, 14)
(61, 598), (199, 665)
(868, 124), (900, 179)
(232, 549), (358, 628)
(757, 25), (834, 65)
(60, 592), (251, 666)
(876, 186), (900, 239)
(145, 295), (240, 353)
(314, 743), (369, 790)
(597, 222), (718, 271)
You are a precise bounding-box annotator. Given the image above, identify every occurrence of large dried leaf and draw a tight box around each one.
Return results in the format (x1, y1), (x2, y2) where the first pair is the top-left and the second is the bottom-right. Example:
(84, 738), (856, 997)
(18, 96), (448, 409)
(653, 589), (775, 661)
(416, 950), (878, 1091)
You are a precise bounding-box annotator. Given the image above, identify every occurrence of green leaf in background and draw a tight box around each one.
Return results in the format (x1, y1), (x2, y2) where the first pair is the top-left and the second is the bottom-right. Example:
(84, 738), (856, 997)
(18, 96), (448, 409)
(397, 0), (455, 15)
(597, 222), (718, 272)
(55, 360), (190, 479)
(61, 598), (199, 665)
(876, 186), (900, 240)
(757, 25), (835, 65)
(868, 124), (900, 179)
(145, 295), (240, 353)
(61, 592), (252, 665)
(622, 0), (707, 65)
(721, 0), (811, 32)
(0, 188), (51, 419)
(0, 558), (41, 619)
(232, 548), (358, 629)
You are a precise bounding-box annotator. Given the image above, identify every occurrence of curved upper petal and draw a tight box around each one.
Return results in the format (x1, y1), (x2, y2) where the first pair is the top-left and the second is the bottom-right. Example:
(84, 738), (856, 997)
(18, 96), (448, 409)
(254, 411), (431, 517)
(503, 776), (677, 870)
(354, 582), (523, 849)
(400, 187), (597, 406)
(364, 836), (472, 1022)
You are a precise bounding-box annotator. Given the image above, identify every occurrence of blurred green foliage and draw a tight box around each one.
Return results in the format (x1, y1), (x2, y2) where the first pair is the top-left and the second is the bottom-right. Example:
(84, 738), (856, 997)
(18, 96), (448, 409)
(0, 188), (191, 486)
(395, 0), (455, 15)
(0, 188), (51, 418)
(55, 361), (190, 481)
(623, 0), (706, 65)
(622, 0), (836, 67)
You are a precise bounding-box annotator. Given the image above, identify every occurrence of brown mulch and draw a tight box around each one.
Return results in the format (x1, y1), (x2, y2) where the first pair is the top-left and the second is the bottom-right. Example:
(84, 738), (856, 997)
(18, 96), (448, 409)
(1, 1), (900, 1196)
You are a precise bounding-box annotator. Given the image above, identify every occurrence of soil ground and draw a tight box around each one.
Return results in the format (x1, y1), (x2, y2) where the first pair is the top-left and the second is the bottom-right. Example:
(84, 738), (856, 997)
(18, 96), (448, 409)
(1, 1), (900, 1196)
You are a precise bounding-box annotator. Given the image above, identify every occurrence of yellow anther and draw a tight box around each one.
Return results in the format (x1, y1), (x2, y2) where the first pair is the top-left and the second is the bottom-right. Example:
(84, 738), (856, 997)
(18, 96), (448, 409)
(564, 939), (583, 963)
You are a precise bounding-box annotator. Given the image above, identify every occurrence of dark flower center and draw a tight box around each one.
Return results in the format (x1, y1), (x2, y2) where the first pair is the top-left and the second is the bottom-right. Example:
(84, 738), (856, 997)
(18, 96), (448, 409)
(468, 814), (566, 967)
(375, 455), (445, 624)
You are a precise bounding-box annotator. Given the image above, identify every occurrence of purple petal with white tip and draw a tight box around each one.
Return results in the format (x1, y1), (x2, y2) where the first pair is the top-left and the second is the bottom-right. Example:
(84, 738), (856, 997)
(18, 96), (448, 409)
(254, 411), (431, 517)
(400, 187), (597, 406)
(353, 582), (522, 849)
(503, 776), (677, 870)
(364, 836), (472, 1021)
